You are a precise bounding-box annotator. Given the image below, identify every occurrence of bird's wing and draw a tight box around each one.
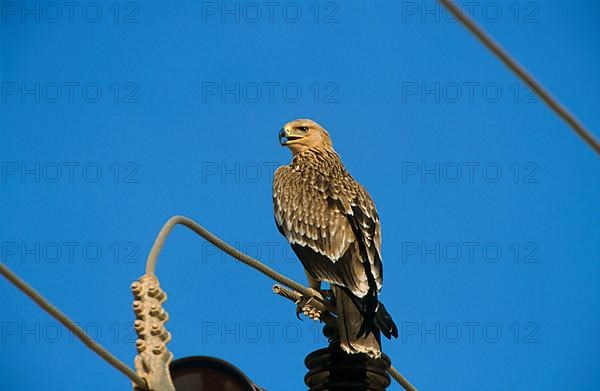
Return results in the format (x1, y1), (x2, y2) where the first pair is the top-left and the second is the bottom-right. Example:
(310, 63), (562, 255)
(273, 165), (383, 297)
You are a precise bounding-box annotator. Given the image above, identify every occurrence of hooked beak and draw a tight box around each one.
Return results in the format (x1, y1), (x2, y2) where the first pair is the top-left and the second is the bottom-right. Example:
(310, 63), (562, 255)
(278, 128), (288, 146)
(279, 128), (305, 146)
(279, 128), (303, 146)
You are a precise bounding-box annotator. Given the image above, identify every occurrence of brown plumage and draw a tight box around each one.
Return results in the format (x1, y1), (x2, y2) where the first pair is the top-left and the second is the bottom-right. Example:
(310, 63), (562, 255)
(273, 118), (397, 358)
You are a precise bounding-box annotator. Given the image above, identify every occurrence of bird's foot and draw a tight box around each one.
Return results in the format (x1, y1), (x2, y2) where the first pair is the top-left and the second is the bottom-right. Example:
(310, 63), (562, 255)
(295, 296), (323, 321)
(298, 304), (322, 321)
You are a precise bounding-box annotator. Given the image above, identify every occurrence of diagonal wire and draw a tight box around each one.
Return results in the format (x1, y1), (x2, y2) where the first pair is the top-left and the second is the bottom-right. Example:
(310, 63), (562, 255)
(389, 365), (419, 391)
(0, 262), (147, 390)
(146, 215), (417, 390)
(437, 0), (600, 155)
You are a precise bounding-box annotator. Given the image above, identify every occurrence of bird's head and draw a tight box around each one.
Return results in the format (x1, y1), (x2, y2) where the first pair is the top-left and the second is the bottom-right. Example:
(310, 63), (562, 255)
(279, 119), (332, 155)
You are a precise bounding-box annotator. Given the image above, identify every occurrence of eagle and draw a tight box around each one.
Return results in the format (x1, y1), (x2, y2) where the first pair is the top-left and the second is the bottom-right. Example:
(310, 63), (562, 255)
(273, 118), (398, 358)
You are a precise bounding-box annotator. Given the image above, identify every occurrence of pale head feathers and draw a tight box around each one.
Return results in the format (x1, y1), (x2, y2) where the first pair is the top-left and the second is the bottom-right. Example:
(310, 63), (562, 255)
(279, 118), (333, 155)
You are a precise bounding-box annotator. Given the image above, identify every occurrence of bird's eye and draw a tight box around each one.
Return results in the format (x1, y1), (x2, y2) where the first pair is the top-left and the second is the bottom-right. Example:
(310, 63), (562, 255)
(297, 126), (309, 132)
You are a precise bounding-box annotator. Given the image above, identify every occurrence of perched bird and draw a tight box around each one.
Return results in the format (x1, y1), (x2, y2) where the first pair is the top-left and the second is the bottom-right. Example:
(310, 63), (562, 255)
(273, 118), (398, 358)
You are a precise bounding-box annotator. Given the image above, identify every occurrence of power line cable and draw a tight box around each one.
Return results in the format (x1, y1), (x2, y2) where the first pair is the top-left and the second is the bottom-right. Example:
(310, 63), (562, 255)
(0, 262), (147, 389)
(389, 365), (419, 391)
(438, 0), (600, 155)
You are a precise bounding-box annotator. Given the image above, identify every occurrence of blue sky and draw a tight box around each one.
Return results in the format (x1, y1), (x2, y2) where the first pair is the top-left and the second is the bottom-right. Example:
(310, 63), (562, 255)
(1, 1), (599, 390)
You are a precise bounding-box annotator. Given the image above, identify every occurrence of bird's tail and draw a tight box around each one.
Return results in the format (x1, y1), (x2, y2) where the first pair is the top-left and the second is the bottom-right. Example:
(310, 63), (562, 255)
(332, 285), (398, 359)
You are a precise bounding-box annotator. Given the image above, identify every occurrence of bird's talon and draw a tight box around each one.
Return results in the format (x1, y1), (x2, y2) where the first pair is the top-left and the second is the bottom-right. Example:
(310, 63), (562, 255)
(295, 294), (324, 322)
(303, 306), (322, 321)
